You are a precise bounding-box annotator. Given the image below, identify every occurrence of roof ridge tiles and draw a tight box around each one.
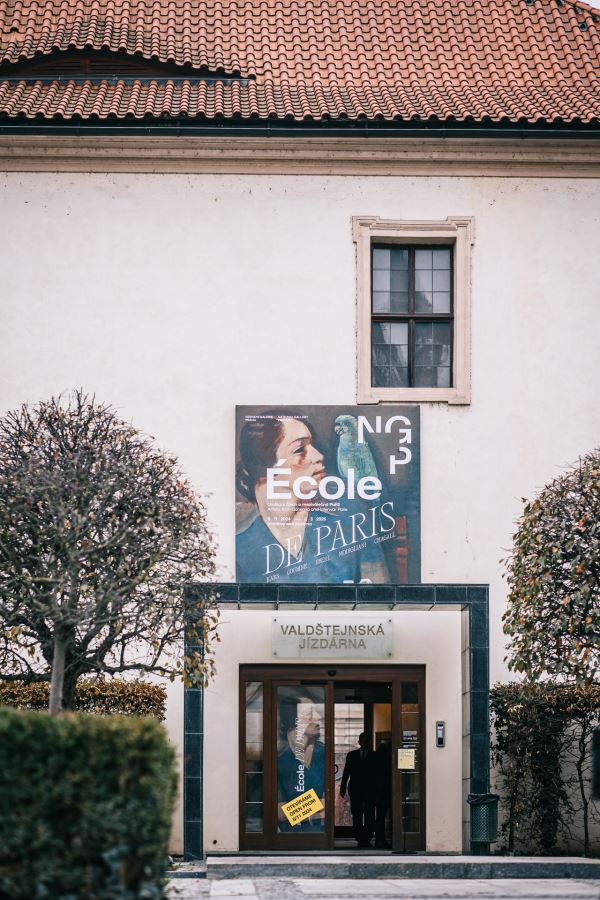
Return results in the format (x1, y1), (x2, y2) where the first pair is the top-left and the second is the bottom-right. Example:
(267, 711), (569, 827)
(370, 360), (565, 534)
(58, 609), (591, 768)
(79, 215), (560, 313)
(561, 0), (600, 16)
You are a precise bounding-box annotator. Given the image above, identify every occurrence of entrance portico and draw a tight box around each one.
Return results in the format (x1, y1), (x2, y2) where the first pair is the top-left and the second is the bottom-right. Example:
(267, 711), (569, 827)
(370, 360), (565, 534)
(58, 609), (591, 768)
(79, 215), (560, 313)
(183, 583), (490, 859)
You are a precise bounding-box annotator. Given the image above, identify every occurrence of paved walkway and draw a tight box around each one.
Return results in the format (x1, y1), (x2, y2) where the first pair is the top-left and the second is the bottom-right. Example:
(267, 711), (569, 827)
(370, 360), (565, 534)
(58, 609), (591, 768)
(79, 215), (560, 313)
(167, 878), (600, 899)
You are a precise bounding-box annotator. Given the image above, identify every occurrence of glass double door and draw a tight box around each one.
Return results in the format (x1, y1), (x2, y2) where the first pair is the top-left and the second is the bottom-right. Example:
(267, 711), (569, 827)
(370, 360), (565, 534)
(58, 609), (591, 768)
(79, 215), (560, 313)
(240, 665), (425, 851)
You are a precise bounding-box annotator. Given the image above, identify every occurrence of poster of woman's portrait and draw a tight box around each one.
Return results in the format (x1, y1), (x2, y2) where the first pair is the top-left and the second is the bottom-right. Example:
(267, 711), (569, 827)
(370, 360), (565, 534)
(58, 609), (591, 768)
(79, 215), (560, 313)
(235, 406), (420, 585)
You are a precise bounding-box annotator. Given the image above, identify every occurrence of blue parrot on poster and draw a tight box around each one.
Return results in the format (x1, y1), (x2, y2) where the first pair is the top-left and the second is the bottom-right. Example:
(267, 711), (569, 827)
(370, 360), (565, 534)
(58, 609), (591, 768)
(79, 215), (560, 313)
(334, 414), (379, 481)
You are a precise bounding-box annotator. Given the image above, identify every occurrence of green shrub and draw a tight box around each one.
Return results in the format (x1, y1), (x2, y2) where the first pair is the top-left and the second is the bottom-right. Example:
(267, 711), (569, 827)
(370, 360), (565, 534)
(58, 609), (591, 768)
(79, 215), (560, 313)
(0, 678), (166, 719)
(491, 683), (600, 856)
(0, 707), (177, 899)
(502, 449), (600, 686)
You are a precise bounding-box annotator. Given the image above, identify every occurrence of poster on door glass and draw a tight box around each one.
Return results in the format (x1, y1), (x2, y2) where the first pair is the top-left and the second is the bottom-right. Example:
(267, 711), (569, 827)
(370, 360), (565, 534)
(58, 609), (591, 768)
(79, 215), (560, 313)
(235, 405), (420, 584)
(277, 686), (325, 832)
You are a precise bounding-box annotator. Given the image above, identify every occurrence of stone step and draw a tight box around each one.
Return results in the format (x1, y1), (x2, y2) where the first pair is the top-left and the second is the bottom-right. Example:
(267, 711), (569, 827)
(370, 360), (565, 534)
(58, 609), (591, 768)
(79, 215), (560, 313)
(169, 861), (207, 879)
(202, 855), (600, 881)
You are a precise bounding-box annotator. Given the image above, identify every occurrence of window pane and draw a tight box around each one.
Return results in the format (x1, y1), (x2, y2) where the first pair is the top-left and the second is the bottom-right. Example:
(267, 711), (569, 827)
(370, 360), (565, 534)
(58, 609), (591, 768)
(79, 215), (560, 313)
(402, 683), (419, 704)
(433, 270), (451, 291)
(415, 249), (432, 269)
(432, 249), (451, 269)
(436, 367), (451, 387)
(432, 291), (451, 313)
(246, 773), (263, 815)
(335, 703), (365, 828)
(433, 322), (451, 340)
(433, 322), (452, 357)
(372, 321), (408, 388)
(415, 270), (432, 312)
(372, 322), (390, 343)
(403, 773), (421, 801)
(415, 270), (432, 292)
(373, 269), (390, 292)
(390, 366), (409, 387)
(414, 367), (436, 387)
(373, 366), (390, 386)
(390, 270), (408, 292)
(401, 683), (421, 833)
(390, 322), (408, 344)
(390, 344), (408, 366)
(415, 322), (452, 387)
(415, 344), (434, 365)
(245, 682), (264, 833)
(417, 338), (448, 366)
(372, 345), (391, 366)
(416, 322), (433, 344)
(277, 686), (325, 834)
(391, 247), (408, 269)
(390, 292), (409, 312)
(373, 247), (391, 269)
(373, 292), (390, 312)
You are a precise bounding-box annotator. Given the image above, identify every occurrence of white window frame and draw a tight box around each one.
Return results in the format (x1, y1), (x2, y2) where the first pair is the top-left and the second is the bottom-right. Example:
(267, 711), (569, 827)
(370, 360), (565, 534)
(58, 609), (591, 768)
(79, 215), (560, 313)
(353, 216), (474, 405)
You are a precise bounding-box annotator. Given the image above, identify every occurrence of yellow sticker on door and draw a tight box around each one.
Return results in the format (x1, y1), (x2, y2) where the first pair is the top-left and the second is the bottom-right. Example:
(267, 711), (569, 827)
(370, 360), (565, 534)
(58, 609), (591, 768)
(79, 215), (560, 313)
(281, 789), (324, 826)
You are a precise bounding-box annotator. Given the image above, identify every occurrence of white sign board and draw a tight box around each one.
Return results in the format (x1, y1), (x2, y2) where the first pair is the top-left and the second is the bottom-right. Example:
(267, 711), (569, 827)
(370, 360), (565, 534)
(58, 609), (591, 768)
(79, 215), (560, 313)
(397, 748), (416, 770)
(272, 616), (393, 659)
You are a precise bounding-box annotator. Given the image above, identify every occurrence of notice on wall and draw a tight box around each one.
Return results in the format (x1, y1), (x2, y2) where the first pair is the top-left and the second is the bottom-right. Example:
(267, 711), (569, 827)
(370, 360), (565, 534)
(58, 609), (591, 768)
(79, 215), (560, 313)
(397, 748), (416, 770)
(235, 406), (420, 584)
(281, 788), (324, 827)
(273, 616), (393, 659)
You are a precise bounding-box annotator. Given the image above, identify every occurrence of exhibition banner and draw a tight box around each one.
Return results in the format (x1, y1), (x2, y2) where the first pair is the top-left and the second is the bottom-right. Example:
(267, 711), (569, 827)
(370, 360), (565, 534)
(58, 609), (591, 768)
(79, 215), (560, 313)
(235, 405), (420, 584)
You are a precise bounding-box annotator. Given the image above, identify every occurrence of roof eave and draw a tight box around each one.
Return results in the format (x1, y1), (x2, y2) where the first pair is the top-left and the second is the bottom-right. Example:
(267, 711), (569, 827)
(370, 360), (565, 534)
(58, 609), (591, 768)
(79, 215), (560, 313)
(1, 115), (600, 138)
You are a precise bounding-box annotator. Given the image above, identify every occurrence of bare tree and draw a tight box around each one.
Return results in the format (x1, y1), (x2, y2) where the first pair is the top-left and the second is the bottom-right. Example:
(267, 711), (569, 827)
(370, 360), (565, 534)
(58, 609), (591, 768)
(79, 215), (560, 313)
(0, 391), (217, 714)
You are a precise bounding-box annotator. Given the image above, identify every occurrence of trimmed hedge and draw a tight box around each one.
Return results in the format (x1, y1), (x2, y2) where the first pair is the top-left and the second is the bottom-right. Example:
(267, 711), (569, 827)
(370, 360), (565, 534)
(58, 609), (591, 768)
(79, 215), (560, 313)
(0, 707), (177, 899)
(0, 678), (166, 719)
(491, 683), (600, 856)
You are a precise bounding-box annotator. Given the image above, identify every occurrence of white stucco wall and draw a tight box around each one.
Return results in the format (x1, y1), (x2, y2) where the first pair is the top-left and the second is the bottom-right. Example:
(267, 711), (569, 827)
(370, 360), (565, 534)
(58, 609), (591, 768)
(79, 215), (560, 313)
(1, 169), (599, 853)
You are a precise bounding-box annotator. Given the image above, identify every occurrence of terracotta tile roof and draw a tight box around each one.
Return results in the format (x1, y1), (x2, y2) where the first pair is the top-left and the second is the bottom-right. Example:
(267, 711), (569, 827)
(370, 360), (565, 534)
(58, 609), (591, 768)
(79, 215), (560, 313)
(0, 0), (599, 124)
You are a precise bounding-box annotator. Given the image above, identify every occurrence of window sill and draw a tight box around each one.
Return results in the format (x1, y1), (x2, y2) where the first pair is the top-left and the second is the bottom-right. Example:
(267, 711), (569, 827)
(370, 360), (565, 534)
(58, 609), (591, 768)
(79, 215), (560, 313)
(358, 386), (470, 405)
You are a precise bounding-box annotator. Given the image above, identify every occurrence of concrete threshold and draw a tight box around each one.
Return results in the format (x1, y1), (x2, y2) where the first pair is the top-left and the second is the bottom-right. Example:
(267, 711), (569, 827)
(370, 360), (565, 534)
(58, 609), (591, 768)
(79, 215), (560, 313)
(204, 854), (600, 880)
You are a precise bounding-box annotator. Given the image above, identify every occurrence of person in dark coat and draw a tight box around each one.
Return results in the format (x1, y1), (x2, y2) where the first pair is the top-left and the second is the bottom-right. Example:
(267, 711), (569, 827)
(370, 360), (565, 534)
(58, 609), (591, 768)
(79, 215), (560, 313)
(340, 732), (376, 847)
(374, 738), (392, 848)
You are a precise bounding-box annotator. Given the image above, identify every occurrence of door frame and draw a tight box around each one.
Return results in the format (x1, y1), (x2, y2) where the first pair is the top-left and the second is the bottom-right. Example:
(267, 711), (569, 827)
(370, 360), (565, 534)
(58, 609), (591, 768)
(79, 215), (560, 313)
(238, 663), (426, 852)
